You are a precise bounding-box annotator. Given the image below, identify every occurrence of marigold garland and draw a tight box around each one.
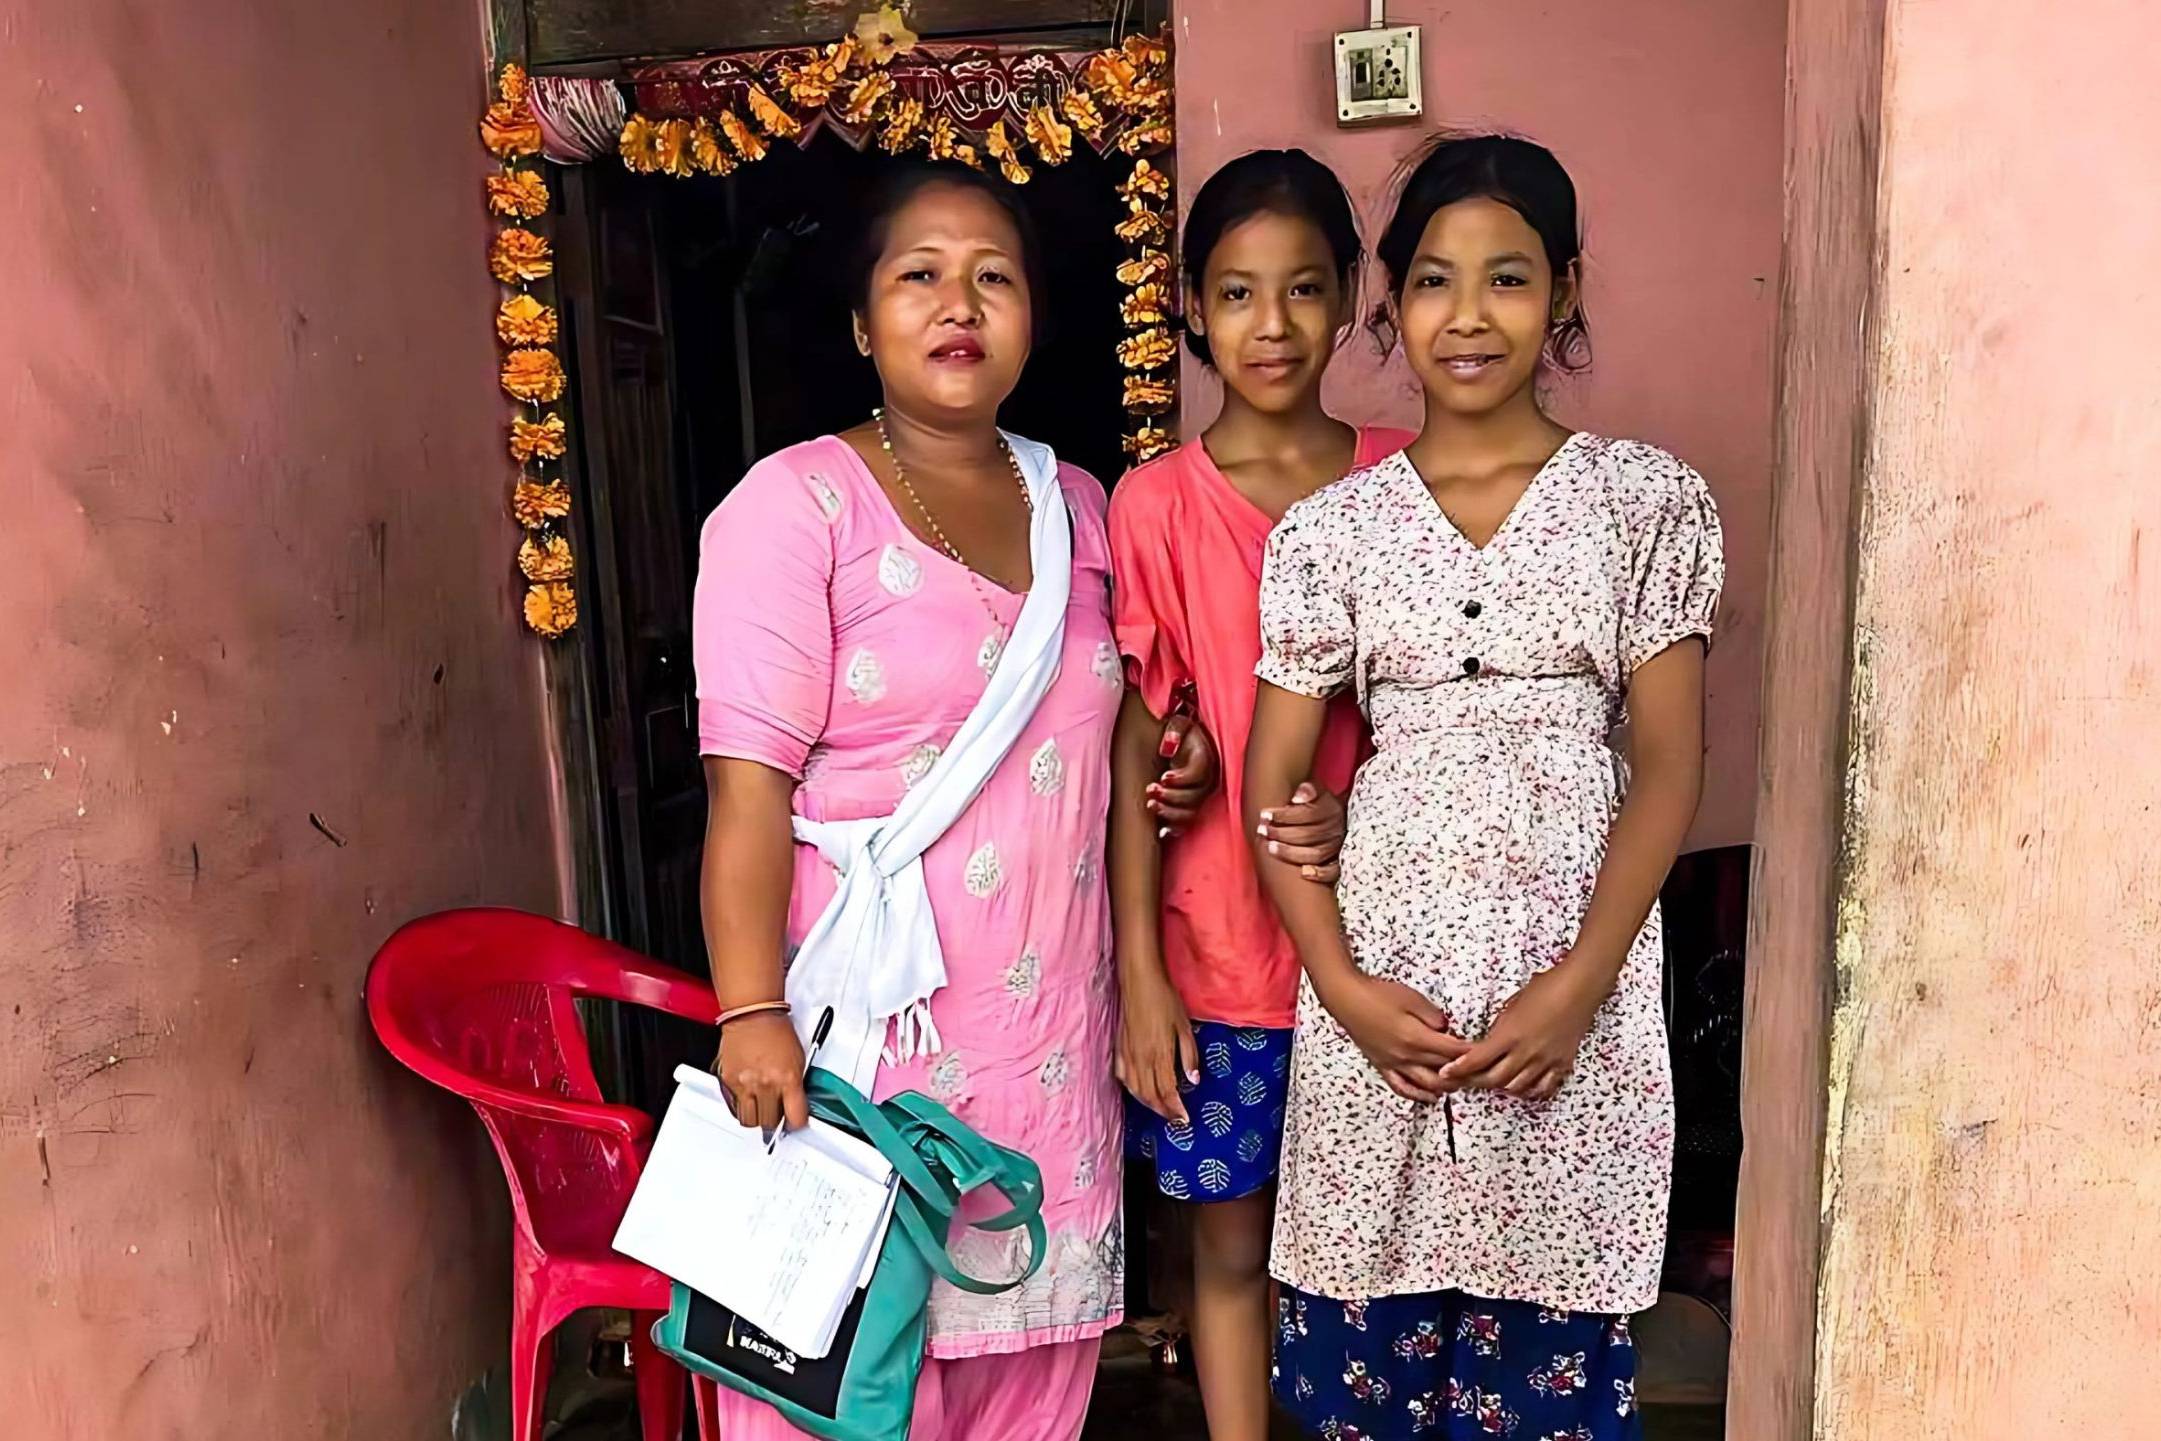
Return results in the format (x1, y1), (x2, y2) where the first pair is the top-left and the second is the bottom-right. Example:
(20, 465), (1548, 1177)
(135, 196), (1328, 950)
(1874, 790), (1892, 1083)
(510, 414), (568, 463)
(486, 168), (551, 219)
(619, 113), (662, 172)
(1025, 104), (1073, 166)
(880, 98), (928, 155)
(497, 294), (559, 347)
(518, 534), (577, 582)
(1121, 283), (1169, 328)
(690, 118), (736, 175)
(1117, 327), (1176, 372)
(512, 478), (574, 528)
(482, 61), (576, 636)
(590, 21), (1180, 489)
(653, 118), (692, 176)
(748, 85), (803, 140)
(523, 582), (578, 636)
(480, 100), (542, 159)
(489, 228), (554, 283)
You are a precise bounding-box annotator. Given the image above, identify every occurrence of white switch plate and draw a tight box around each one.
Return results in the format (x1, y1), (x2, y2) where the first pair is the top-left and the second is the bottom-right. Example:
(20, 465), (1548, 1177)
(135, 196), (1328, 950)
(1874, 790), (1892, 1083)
(1334, 23), (1422, 125)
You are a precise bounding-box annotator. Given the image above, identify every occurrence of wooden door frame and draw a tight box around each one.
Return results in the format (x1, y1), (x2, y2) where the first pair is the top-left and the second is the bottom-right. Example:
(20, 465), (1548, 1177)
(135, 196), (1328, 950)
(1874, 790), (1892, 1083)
(1725, 0), (1887, 1437)
(488, 3), (1867, 1433)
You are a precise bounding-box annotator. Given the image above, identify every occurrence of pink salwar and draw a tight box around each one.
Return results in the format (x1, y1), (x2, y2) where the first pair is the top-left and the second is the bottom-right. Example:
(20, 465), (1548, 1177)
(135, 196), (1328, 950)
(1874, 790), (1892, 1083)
(703, 1336), (1102, 1441)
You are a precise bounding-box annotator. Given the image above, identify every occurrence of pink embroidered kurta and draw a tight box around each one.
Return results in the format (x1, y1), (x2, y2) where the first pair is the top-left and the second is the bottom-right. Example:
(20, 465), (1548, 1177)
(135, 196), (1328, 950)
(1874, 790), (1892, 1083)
(693, 435), (1125, 1359)
(1255, 435), (1725, 1315)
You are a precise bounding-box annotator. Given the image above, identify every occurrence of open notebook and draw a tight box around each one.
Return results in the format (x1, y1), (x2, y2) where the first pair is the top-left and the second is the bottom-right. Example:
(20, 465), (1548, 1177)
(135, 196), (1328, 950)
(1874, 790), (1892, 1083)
(614, 1065), (897, 1359)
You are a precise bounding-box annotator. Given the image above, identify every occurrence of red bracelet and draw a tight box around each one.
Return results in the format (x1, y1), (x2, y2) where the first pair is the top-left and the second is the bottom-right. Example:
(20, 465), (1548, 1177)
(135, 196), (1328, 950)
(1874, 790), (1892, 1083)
(717, 1000), (791, 1028)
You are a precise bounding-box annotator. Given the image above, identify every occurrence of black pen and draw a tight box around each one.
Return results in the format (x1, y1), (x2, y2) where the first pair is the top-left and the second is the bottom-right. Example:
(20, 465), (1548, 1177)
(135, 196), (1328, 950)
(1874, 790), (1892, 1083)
(766, 1005), (835, 1155)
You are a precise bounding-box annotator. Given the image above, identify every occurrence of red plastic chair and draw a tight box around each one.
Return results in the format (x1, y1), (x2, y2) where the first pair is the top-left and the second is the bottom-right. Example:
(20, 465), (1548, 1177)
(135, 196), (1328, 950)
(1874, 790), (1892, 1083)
(366, 907), (724, 1441)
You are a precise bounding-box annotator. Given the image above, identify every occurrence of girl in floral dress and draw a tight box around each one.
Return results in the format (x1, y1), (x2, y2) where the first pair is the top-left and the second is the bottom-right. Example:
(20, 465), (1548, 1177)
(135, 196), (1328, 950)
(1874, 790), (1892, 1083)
(1245, 135), (1726, 1441)
(1108, 149), (1410, 1441)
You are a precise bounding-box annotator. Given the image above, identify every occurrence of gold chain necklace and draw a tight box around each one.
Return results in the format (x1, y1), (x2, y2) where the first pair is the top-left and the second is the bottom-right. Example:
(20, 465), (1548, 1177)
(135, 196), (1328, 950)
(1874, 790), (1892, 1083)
(873, 407), (1033, 632)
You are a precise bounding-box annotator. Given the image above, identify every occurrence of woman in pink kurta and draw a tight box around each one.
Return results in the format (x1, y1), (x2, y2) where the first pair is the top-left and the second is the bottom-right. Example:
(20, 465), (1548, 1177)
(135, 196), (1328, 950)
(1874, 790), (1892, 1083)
(698, 432), (1130, 1359)
(692, 164), (1212, 1440)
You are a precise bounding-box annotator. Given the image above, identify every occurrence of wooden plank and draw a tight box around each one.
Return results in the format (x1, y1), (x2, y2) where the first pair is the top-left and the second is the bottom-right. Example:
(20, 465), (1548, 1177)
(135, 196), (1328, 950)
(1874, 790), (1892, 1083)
(530, 0), (1117, 67)
(1724, 0), (1887, 1436)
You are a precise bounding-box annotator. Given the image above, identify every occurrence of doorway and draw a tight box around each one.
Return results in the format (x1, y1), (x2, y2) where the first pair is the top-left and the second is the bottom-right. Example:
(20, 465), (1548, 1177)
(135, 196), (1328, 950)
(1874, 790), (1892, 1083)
(550, 127), (1133, 1108)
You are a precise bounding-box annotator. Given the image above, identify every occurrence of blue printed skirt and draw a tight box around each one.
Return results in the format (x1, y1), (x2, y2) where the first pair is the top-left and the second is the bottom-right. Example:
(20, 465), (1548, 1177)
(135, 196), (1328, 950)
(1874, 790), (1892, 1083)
(1273, 1286), (1642, 1440)
(1125, 1021), (1292, 1201)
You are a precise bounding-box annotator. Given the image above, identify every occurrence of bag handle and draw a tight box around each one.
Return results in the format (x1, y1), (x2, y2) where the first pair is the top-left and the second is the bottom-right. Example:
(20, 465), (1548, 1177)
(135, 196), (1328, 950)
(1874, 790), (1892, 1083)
(805, 1069), (1048, 1295)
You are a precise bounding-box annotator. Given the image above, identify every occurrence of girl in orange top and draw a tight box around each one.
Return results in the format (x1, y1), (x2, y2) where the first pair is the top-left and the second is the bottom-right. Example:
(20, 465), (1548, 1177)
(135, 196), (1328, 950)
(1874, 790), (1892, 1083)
(1108, 149), (1414, 1441)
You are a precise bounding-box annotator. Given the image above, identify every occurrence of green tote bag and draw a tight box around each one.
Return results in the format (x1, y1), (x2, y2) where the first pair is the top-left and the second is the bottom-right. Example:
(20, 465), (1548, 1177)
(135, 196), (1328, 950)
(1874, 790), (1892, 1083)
(650, 1067), (1046, 1441)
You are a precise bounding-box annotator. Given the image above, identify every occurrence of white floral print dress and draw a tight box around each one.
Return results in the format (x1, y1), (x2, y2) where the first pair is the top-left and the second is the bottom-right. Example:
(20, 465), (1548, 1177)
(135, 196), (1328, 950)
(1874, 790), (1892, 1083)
(1255, 434), (1725, 1315)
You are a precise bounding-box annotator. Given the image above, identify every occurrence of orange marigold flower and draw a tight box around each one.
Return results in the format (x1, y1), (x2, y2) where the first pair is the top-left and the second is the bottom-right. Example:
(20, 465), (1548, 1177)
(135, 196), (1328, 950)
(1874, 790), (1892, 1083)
(524, 581), (578, 637)
(512, 477), (573, 528)
(690, 118), (736, 175)
(1126, 73), (1171, 113)
(1061, 90), (1106, 143)
(1025, 104), (1073, 165)
(838, 71), (895, 127)
(854, 5), (919, 66)
(497, 63), (532, 106)
(497, 294), (559, 347)
(1119, 158), (1171, 203)
(1114, 200), (1167, 245)
(481, 99), (543, 159)
(489, 227), (554, 284)
(1084, 52), (1135, 97)
(509, 414), (568, 464)
(747, 84), (803, 140)
(951, 142), (983, 172)
(784, 38), (858, 107)
(985, 120), (1031, 184)
(879, 98), (926, 155)
(518, 534), (576, 582)
(1117, 327), (1175, 371)
(1115, 248), (1169, 288)
(486, 167), (551, 219)
(926, 113), (960, 161)
(1123, 34), (1170, 70)
(1124, 424), (1174, 461)
(502, 348), (567, 404)
(656, 118), (694, 177)
(1124, 375), (1177, 414)
(719, 109), (767, 163)
(619, 114), (662, 173)
(1120, 283), (1169, 328)
(1118, 118), (1173, 155)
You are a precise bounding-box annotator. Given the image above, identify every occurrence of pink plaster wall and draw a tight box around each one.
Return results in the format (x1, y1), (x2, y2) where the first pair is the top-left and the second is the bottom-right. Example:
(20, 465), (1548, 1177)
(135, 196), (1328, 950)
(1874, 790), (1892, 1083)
(1172, 0), (1787, 848)
(0, 1), (559, 1433)
(1807, 0), (2161, 1433)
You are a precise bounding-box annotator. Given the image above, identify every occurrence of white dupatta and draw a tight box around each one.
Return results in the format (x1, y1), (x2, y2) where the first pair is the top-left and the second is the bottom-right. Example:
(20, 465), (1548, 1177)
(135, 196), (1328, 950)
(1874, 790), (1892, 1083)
(784, 432), (1071, 1090)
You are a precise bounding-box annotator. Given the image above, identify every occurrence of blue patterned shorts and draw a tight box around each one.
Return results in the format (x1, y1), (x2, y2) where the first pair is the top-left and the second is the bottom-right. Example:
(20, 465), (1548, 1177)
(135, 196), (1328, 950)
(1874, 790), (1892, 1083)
(1273, 1286), (1642, 1440)
(1124, 1021), (1292, 1201)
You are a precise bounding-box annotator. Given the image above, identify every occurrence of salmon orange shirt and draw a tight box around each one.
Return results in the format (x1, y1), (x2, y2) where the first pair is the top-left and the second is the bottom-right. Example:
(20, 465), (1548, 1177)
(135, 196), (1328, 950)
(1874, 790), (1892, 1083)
(1108, 426), (1414, 1028)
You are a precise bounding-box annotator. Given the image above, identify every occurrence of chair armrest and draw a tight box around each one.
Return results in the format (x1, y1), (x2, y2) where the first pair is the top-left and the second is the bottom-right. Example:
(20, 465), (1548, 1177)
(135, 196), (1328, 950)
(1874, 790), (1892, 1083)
(451, 1070), (656, 1149)
(568, 958), (723, 1028)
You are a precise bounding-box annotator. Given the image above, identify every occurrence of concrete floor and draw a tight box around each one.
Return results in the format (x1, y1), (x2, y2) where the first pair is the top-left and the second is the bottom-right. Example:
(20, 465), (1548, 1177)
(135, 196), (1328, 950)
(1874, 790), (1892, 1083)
(537, 1323), (1725, 1440)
